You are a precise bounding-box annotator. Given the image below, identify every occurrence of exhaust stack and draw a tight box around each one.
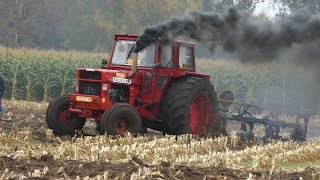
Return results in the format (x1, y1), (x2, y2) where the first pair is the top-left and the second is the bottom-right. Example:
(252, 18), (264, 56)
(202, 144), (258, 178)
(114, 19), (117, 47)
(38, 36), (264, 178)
(128, 52), (138, 79)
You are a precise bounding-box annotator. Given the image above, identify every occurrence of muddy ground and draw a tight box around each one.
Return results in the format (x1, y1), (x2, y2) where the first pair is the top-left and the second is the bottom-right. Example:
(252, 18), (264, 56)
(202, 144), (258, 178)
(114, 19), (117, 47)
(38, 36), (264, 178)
(1, 155), (319, 179)
(0, 106), (320, 179)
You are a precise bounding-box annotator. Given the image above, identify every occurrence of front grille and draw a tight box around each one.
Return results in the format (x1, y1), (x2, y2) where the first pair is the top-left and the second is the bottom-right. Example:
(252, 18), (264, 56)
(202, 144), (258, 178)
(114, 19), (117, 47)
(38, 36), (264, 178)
(109, 84), (129, 103)
(79, 70), (101, 80)
(79, 81), (101, 96)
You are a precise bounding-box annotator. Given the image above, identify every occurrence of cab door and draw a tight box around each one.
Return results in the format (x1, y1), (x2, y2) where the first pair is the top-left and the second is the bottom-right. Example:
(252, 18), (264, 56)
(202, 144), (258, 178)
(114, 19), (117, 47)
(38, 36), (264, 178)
(157, 44), (174, 89)
(141, 44), (174, 103)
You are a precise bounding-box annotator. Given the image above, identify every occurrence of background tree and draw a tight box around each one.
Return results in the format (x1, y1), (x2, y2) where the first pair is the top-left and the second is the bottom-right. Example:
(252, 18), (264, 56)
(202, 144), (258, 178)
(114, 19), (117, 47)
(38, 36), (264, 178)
(202, 0), (258, 13)
(93, 0), (202, 50)
(0, 0), (261, 51)
(0, 0), (51, 48)
(280, 0), (320, 14)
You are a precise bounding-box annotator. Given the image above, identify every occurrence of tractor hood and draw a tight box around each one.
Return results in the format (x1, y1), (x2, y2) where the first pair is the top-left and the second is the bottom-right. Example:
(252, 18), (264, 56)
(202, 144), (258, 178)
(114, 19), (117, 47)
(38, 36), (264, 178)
(78, 68), (142, 86)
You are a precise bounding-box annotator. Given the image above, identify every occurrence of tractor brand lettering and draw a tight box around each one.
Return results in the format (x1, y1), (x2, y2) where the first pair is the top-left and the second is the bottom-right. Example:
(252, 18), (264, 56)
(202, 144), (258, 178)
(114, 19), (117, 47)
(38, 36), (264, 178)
(112, 77), (132, 84)
(76, 96), (92, 102)
(85, 68), (95, 72)
(121, 41), (135, 44)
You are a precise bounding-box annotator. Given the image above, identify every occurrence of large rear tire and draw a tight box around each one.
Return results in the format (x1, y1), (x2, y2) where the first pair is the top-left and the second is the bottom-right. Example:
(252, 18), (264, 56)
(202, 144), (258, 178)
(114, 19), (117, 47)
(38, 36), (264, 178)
(46, 95), (86, 136)
(159, 76), (222, 136)
(99, 103), (142, 136)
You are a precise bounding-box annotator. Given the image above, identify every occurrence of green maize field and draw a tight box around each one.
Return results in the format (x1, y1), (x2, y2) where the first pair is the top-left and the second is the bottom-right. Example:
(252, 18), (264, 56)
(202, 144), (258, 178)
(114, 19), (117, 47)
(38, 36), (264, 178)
(0, 46), (318, 113)
(0, 47), (105, 102)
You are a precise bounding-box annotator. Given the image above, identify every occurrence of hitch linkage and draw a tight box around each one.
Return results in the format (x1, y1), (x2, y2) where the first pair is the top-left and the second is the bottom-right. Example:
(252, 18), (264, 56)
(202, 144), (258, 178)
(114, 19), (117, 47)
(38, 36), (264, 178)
(222, 104), (312, 141)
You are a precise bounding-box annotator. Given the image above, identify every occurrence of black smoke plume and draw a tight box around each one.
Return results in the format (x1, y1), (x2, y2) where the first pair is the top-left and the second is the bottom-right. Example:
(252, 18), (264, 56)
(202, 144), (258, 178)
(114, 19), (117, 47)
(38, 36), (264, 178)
(134, 7), (320, 114)
(134, 7), (320, 65)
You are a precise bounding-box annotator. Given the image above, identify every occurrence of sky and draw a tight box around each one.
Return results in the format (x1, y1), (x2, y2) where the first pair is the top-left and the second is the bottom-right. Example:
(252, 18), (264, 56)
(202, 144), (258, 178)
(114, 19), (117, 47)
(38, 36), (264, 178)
(253, 0), (288, 18)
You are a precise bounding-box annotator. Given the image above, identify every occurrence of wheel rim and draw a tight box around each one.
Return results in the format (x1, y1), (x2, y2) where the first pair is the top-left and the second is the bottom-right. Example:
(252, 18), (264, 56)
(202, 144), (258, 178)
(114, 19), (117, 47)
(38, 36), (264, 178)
(59, 110), (73, 126)
(189, 92), (212, 135)
(115, 117), (129, 134)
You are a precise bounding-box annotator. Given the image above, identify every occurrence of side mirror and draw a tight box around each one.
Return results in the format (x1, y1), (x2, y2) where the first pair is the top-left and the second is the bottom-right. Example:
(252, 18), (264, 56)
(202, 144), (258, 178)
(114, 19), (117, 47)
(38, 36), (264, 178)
(101, 59), (107, 67)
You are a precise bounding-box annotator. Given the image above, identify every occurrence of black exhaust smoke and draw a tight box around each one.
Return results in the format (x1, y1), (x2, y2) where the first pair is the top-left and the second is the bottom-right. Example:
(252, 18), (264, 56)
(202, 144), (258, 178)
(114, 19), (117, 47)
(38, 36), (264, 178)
(134, 7), (320, 65)
(134, 7), (320, 114)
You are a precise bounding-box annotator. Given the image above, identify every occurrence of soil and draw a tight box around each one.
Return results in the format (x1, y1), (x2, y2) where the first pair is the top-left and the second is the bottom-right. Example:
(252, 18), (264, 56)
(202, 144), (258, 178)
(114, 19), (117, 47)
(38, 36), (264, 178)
(0, 155), (318, 179)
(0, 107), (319, 179)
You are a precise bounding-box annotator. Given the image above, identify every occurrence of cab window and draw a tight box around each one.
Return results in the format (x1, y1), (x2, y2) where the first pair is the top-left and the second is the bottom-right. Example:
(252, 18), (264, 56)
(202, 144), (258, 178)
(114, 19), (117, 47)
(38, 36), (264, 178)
(161, 45), (173, 68)
(112, 40), (156, 67)
(179, 46), (194, 70)
(137, 45), (156, 67)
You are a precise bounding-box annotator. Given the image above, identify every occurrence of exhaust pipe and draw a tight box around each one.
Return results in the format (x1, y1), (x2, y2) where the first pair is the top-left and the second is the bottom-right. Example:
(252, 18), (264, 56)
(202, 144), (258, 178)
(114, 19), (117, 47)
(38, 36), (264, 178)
(128, 52), (138, 79)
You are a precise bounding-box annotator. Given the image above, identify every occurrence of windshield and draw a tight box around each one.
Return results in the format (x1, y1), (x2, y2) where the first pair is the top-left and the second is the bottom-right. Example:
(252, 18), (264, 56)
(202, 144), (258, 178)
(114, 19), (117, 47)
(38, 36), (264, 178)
(111, 40), (156, 67)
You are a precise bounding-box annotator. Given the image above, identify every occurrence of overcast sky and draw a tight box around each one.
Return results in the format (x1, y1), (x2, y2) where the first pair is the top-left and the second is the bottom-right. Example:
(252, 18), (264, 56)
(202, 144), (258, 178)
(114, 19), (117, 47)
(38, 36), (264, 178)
(253, 0), (288, 18)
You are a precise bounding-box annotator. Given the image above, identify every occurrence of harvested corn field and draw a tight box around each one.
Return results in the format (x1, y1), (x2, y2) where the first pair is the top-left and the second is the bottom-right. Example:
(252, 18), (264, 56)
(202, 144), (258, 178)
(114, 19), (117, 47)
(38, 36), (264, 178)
(0, 100), (320, 179)
(2, 2), (320, 179)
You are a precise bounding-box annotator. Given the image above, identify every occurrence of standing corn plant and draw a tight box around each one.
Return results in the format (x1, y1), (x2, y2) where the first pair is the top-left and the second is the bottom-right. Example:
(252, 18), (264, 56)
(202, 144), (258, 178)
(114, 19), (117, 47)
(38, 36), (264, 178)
(0, 47), (105, 101)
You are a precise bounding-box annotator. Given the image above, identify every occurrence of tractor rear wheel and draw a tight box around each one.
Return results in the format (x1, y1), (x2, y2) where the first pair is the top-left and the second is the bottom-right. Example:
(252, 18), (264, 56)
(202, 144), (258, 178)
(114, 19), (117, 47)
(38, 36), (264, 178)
(160, 77), (222, 136)
(46, 95), (86, 136)
(99, 103), (142, 136)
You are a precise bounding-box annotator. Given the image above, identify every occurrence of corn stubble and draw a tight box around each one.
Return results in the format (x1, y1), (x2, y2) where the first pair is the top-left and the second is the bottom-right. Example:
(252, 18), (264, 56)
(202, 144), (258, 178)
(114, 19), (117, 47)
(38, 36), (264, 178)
(0, 101), (320, 179)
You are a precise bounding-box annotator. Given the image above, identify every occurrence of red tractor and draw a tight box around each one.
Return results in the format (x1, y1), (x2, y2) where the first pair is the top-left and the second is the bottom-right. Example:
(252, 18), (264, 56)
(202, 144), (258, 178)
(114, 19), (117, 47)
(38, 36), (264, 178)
(46, 34), (223, 136)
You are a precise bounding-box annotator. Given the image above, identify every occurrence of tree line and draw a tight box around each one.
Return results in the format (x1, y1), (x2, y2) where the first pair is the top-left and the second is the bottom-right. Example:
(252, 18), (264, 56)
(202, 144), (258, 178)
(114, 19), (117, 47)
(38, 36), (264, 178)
(1, 0), (315, 52)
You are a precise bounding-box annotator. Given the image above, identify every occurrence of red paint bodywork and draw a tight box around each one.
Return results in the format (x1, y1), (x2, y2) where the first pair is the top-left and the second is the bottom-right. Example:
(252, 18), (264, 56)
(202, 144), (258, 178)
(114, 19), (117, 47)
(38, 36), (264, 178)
(69, 35), (211, 123)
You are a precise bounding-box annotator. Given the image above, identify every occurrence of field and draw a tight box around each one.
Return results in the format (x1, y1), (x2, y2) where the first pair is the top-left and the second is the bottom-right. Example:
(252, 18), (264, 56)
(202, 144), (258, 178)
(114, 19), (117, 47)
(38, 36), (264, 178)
(1, 100), (320, 179)
(0, 47), (105, 101)
(1, 47), (320, 179)
(1, 46), (319, 114)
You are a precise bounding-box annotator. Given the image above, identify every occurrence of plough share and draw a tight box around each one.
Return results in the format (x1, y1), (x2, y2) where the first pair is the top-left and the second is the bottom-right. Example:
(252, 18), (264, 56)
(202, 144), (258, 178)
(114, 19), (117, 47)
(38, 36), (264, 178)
(219, 92), (312, 142)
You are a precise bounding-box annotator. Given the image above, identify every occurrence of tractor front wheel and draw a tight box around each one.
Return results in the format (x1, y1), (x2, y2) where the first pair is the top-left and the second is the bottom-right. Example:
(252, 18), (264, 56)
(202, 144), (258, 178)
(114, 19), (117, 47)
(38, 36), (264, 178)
(99, 103), (142, 136)
(46, 95), (86, 136)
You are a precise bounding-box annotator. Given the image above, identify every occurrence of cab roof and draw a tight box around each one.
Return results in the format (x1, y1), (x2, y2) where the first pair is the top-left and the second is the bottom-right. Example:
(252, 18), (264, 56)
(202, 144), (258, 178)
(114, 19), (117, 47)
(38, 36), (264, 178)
(114, 34), (194, 45)
(114, 34), (138, 40)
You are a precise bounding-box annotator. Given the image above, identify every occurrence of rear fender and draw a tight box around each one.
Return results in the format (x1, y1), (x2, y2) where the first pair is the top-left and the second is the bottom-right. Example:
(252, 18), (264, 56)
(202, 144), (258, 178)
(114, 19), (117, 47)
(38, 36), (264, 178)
(173, 71), (210, 80)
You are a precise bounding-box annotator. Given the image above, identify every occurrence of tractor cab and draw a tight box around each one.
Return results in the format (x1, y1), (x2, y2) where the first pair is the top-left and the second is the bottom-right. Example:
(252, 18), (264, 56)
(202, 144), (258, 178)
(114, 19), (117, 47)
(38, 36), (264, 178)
(107, 35), (197, 74)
